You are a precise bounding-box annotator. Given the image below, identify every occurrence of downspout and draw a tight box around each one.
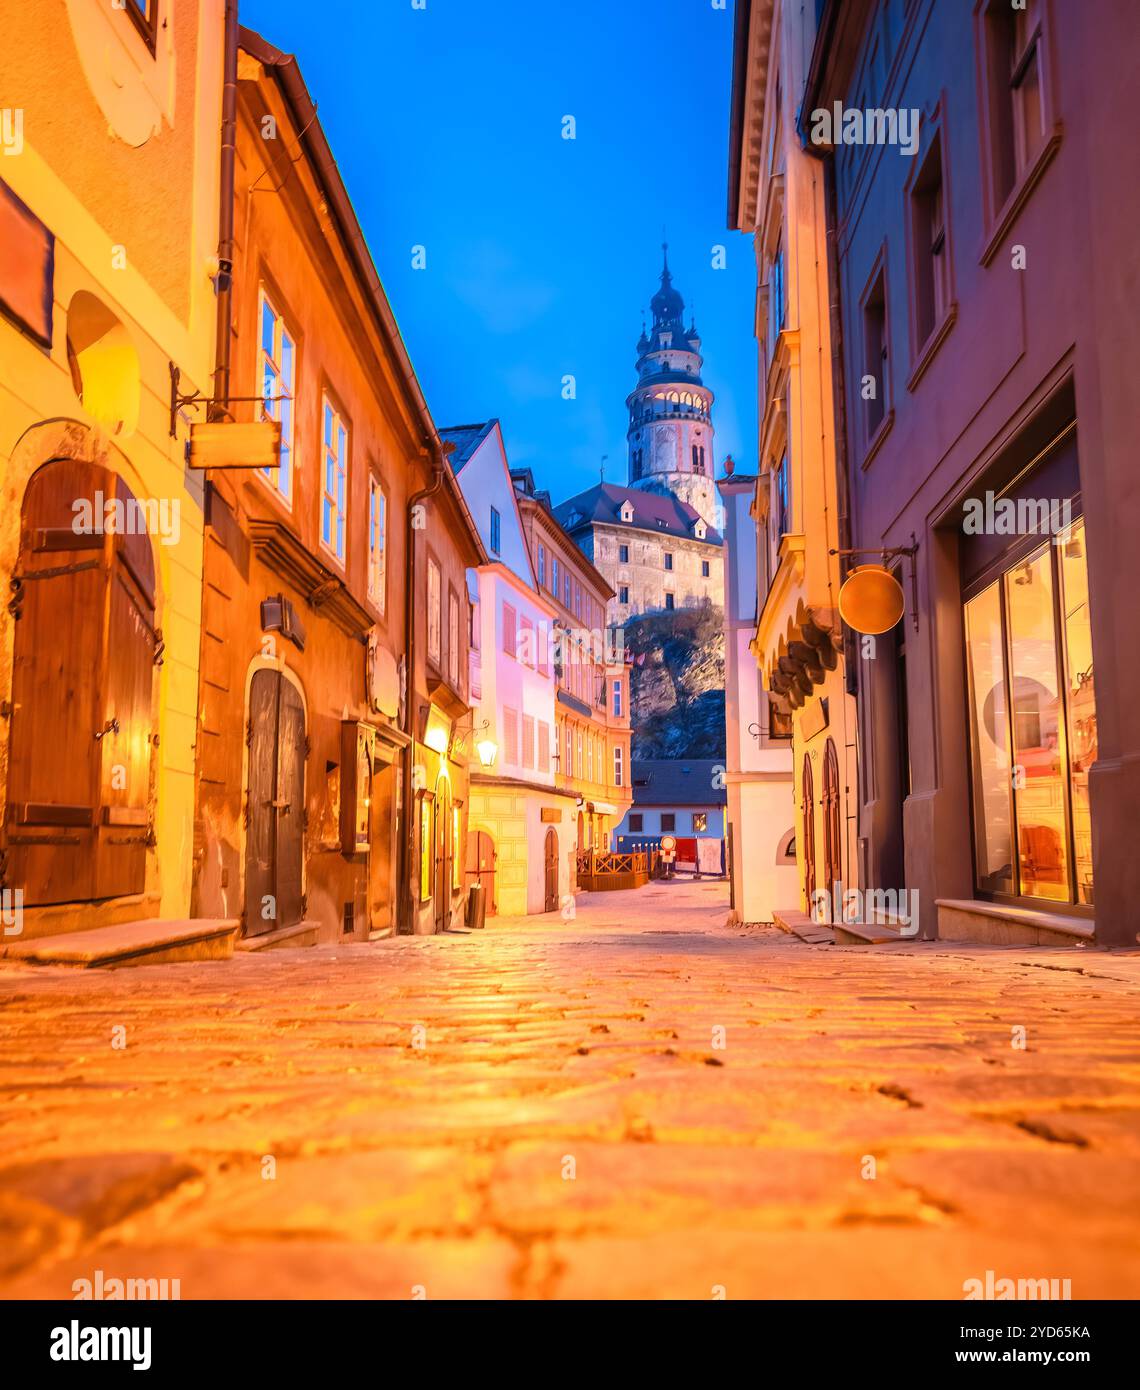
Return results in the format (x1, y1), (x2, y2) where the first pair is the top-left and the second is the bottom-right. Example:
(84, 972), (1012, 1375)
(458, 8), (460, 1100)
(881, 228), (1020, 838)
(211, 0), (240, 419)
(821, 150), (860, 890)
(401, 451), (447, 933)
(820, 158), (855, 697)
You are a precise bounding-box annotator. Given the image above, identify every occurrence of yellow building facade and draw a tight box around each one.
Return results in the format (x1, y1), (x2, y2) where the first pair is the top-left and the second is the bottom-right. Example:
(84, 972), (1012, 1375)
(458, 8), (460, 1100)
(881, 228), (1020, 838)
(0, 0), (225, 937)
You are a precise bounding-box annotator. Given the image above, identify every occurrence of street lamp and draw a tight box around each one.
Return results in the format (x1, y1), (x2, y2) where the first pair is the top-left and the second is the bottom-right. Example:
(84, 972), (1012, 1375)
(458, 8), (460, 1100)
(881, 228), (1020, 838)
(474, 720), (497, 768)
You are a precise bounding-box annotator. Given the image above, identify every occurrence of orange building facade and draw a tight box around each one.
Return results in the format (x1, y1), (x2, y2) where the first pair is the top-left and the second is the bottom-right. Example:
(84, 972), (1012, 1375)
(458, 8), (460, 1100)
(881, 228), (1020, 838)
(189, 26), (485, 945)
(513, 472), (632, 855)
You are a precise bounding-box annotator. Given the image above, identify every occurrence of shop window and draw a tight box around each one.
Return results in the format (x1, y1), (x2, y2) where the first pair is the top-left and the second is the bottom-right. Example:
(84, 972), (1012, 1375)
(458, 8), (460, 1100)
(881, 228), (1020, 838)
(419, 798), (433, 902)
(693, 812), (708, 833)
(964, 517), (1095, 906)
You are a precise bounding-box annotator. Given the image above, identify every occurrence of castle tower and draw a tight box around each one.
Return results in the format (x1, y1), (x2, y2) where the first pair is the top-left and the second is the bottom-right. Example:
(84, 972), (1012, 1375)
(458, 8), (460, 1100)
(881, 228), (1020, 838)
(626, 245), (718, 528)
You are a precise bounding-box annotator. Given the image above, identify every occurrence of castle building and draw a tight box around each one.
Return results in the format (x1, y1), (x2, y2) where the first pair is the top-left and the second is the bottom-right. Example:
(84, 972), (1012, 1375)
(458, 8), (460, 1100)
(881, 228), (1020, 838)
(627, 245), (721, 531)
(556, 251), (725, 624)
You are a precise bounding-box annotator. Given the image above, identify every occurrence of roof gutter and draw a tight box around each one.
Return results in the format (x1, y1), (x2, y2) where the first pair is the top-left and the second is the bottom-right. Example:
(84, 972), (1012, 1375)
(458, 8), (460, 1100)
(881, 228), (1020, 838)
(238, 26), (486, 567)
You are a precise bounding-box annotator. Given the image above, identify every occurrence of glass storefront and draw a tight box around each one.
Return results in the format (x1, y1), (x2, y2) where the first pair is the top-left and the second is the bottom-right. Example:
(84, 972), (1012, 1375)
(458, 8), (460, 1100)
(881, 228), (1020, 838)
(963, 516), (1095, 907)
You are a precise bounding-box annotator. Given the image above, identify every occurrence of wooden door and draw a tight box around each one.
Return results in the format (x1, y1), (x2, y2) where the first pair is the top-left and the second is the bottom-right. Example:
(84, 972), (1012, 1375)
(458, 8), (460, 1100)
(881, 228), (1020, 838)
(368, 758), (397, 934)
(433, 776), (451, 932)
(466, 828), (496, 914)
(6, 461), (156, 906)
(544, 826), (559, 912)
(801, 753), (816, 907)
(821, 737), (842, 895)
(244, 669), (305, 936)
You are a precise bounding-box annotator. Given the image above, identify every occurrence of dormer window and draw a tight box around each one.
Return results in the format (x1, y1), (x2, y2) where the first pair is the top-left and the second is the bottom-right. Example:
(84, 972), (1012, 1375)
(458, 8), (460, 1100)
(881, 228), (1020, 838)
(620, 501), (635, 523)
(694, 520), (707, 540)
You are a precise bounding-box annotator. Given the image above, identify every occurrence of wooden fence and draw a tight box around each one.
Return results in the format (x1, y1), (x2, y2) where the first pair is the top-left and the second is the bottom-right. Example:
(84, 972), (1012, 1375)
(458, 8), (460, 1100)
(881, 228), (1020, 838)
(575, 847), (660, 892)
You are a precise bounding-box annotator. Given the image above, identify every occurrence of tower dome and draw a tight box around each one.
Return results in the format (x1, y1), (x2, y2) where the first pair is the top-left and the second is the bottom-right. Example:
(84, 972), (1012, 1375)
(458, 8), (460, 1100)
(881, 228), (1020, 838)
(625, 246), (720, 530)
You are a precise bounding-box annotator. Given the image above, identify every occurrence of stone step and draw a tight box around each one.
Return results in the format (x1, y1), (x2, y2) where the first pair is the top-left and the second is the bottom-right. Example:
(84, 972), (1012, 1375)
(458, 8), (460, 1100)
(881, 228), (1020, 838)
(936, 898), (1095, 947)
(772, 908), (835, 945)
(2, 917), (239, 968)
(235, 921), (320, 952)
(833, 920), (909, 945)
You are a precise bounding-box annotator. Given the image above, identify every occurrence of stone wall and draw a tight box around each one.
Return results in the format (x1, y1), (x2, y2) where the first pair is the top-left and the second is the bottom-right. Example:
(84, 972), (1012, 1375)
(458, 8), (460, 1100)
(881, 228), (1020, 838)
(587, 523), (724, 625)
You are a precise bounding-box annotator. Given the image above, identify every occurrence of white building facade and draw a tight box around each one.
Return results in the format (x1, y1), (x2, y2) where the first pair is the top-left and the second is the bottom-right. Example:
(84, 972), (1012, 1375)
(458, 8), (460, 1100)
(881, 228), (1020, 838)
(444, 421), (578, 915)
(718, 467), (798, 922)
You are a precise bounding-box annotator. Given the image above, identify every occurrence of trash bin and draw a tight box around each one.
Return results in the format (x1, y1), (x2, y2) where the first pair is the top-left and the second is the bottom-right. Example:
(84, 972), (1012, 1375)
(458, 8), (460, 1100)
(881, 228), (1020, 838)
(467, 881), (486, 930)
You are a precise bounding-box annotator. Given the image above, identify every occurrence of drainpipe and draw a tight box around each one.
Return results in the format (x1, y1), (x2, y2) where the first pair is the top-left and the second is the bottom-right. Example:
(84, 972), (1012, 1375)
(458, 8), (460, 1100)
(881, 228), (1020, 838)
(401, 452), (447, 933)
(211, 0), (240, 419)
(820, 158), (856, 698)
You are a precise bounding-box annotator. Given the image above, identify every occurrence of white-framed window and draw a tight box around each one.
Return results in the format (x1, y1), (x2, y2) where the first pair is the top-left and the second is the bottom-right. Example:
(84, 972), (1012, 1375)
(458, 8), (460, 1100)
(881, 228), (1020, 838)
(258, 288), (295, 504)
(448, 588), (460, 687)
(321, 394), (347, 563)
(552, 555), (560, 596)
(612, 679), (622, 718)
(613, 745), (624, 787)
(368, 476), (387, 614)
(427, 557), (441, 666)
(537, 543), (546, 587)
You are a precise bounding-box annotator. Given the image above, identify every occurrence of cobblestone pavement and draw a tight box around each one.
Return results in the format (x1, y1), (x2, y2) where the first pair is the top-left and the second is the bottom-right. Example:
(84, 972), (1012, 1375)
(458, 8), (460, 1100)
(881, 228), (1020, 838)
(1, 879), (1138, 1300)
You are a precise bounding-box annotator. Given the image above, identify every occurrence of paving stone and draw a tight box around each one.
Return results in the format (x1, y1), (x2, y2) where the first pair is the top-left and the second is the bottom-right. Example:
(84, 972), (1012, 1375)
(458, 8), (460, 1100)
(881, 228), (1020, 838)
(0, 880), (1137, 1298)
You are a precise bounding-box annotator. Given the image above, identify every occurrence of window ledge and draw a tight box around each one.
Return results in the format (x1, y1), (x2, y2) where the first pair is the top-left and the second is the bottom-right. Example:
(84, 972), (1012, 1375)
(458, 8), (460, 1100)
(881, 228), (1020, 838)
(860, 408), (895, 471)
(906, 304), (958, 394)
(978, 127), (1063, 268)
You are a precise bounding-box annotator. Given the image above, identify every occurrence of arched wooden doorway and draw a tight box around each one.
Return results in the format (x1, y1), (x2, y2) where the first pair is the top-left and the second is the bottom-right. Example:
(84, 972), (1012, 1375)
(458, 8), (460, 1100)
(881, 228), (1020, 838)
(245, 668), (306, 935)
(800, 753), (816, 907)
(5, 458), (158, 905)
(543, 826), (559, 912)
(466, 828), (496, 914)
(822, 737), (842, 894)
(433, 775), (452, 932)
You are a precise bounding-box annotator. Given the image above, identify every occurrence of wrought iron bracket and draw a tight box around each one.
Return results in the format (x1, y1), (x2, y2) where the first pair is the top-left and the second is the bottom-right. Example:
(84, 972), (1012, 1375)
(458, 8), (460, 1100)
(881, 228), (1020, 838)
(168, 360), (288, 439)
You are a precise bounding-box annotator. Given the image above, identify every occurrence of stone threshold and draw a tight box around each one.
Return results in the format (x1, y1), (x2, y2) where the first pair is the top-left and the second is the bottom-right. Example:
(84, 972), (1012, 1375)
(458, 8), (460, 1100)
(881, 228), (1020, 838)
(2, 917), (239, 968)
(772, 908), (835, 945)
(236, 921), (320, 952)
(936, 898), (1095, 947)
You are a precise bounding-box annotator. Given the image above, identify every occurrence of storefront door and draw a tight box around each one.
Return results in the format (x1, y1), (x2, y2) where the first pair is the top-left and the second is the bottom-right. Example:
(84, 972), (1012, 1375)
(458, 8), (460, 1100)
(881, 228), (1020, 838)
(245, 668), (306, 935)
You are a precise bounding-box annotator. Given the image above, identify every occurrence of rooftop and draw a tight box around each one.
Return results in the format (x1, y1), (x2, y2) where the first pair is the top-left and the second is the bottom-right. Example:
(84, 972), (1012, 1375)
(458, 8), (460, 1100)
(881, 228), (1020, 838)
(630, 759), (727, 807)
(554, 483), (722, 546)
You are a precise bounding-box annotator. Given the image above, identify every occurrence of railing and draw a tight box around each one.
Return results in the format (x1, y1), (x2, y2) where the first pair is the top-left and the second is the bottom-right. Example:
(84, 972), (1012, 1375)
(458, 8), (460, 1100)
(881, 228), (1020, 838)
(575, 847), (660, 892)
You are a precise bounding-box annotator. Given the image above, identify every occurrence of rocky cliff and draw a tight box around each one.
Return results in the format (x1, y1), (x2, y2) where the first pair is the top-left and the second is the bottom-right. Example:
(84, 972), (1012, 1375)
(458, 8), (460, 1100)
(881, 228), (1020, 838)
(624, 603), (726, 760)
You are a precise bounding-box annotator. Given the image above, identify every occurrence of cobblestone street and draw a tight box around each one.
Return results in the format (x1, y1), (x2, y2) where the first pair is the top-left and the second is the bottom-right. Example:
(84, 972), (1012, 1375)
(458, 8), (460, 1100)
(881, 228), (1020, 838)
(1, 879), (1138, 1300)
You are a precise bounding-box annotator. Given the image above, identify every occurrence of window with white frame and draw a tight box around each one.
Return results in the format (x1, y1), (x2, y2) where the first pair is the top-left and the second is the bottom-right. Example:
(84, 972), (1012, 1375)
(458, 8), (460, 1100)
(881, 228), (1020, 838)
(258, 288), (295, 503)
(427, 557), (441, 667)
(368, 476), (387, 613)
(613, 745), (624, 787)
(612, 678), (622, 718)
(321, 394), (347, 563)
(448, 588), (460, 687)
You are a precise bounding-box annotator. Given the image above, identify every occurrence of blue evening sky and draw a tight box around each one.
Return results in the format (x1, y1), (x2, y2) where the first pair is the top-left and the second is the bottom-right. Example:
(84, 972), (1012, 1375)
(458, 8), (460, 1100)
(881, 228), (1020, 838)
(238, 0), (756, 502)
